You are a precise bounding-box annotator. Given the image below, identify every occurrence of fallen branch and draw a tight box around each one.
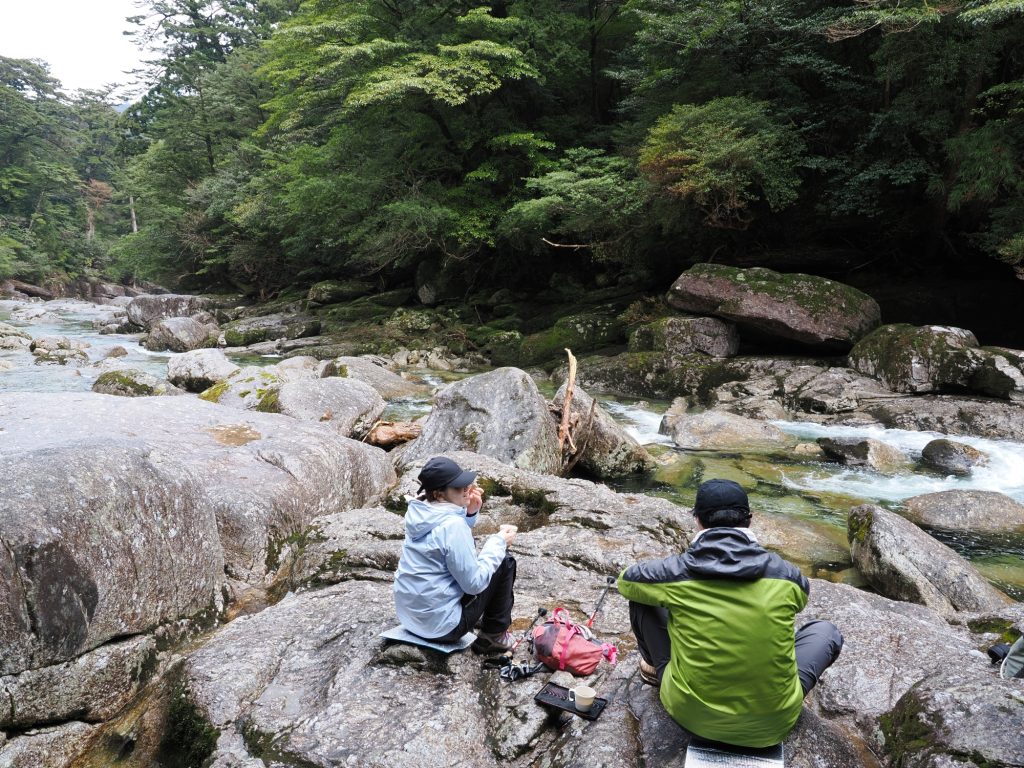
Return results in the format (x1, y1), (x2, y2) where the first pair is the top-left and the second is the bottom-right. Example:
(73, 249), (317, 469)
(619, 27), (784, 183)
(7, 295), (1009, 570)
(558, 349), (577, 453)
(563, 399), (597, 476)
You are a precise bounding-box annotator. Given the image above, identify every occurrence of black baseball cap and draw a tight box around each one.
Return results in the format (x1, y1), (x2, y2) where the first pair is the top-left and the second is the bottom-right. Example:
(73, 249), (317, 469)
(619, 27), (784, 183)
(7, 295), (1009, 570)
(417, 456), (477, 492)
(692, 479), (750, 518)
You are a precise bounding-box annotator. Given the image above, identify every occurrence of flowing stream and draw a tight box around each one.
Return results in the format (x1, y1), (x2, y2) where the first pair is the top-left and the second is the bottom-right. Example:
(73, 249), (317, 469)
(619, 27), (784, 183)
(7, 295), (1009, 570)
(4, 297), (1022, 599)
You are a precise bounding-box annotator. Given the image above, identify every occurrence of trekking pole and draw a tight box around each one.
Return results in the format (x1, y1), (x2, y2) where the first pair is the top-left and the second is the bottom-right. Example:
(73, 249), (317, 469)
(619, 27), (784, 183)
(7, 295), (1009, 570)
(503, 607), (548, 659)
(586, 576), (616, 629)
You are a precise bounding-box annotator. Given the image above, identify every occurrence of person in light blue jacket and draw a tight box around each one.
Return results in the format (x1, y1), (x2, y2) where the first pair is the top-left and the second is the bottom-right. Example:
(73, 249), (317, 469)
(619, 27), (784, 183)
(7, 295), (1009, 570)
(394, 456), (519, 653)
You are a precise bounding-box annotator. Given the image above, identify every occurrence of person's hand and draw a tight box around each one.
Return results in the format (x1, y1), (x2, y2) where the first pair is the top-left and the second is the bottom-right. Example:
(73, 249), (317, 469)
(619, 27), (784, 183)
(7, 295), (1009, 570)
(498, 524), (518, 545)
(466, 484), (483, 516)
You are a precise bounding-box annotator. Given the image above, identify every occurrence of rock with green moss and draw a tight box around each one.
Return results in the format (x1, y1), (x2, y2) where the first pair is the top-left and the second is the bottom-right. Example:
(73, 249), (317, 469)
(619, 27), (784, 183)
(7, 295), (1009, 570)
(561, 351), (742, 400)
(92, 368), (184, 397)
(518, 310), (627, 367)
(199, 366), (285, 410)
(399, 368), (561, 475)
(903, 490), (1024, 535)
(0, 721), (97, 766)
(667, 264), (881, 351)
(166, 349), (241, 393)
(660, 401), (795, 453)
(629, 315), (739, 358)
(848, 504), (1011, 618)
(143, 316), (220, 352)
(551, 383), (655, 479)
(848, 324), (982, 394)
(307, 280), (375, 306)
(881, 670), (1024, 768)
(271, 378), (386, 438)
(221, 313), (320, 348)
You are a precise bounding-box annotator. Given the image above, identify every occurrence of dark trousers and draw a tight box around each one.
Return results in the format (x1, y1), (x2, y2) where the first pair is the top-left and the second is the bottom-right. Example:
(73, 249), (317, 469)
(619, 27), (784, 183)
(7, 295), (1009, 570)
(433, 555), (517, 642)
(629, 602), (843, 695)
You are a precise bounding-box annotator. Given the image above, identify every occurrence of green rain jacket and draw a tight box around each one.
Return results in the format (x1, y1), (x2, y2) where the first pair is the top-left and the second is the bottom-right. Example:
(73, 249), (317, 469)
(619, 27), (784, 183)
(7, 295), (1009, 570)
(618, 527), (808, 748)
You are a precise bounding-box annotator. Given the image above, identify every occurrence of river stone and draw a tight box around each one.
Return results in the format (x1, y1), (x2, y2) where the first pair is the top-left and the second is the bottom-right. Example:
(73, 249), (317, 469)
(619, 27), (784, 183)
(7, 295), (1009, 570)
(104, 345), (128, 358)
(0, 361), (13, 372)
(333, 355), (430, 399)
(848, 504), (1011, 618)
(221, 312), (320, 347)
(199, 365), (285, 411)
(881, 670), (1024, 768)
(0, 721), (97, 768)
(0, 392), (395, 589)
(30, 335), (89, 354)
(0, 635), (156, 728)
(32, 347), (88, 366)
(271, 378), (386, 438)
(848, 324), (981, 394)
(857, 396), (1024, 441)
(143, 316), (219, 352)
(629, 315), (740, 358)
(660, 401), (794, 452)
(903, 490), (1024, 535)
(0, 336), (28, 350)
(166, 348), (241, 392)
(817, 437), (908, 474)
(969, 346), (1024, 400)
(919, 439), (988, 476)
(126, 294), (211, 329)
(551, 383), (655, 479)
(92, 368), (184, 397)
(306, 279), (375, 305)
(666, 264), (881, 351)
(0, 322), (29, 340)
(399, 368), (562, 475)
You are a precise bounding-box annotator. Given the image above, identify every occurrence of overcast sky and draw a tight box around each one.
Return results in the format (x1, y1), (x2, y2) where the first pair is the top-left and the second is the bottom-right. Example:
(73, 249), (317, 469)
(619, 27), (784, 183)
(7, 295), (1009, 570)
(0, 0), (150, 95)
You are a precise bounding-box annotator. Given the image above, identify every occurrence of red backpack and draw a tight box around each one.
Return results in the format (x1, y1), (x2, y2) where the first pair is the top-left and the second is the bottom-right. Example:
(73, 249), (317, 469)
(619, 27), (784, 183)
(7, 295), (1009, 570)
(531, 607), (618, 676)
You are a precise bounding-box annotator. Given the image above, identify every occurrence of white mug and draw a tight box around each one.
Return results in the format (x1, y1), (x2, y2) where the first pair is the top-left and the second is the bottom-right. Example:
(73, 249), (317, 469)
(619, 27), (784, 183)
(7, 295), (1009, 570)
(568, 685), (596, 713)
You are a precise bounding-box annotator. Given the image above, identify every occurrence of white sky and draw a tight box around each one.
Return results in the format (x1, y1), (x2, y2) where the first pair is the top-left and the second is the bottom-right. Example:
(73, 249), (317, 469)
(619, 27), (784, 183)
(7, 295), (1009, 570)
(0, 0), (150, 95)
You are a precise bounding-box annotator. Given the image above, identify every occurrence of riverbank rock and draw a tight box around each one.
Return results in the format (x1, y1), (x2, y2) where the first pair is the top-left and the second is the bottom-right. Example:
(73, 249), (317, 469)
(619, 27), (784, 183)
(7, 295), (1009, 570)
(271, 378), (386, 438)
(517, 310), (627, 367)
(848, 505), (1011, 617)
(398, 368), (561, 475)
(816, 437), (908, 474)
(629, 315), (740, 358)
(551, 383), (655, 479)
(848, 324), (980, 394)
(903, 490), (1024, 535)
(166, 349), (241, 392)
(666, 265), (880, 351)
(919, 438), (988, 476)
(660, 402), (794, 452)
(143, 316), (220, 352)
(0, 322), (30, 341)
(306, 279), (375, 306)
(126, 294), (211, 329)
(881, 670), (1024, 768)
(969, 346), (1024, 400)
(333, 355), (431, 399)
(29, 336), (89, 366)
(92, 368), (184, 397)
(221, 312), (320, 347)
(856, 396), (1024, 441)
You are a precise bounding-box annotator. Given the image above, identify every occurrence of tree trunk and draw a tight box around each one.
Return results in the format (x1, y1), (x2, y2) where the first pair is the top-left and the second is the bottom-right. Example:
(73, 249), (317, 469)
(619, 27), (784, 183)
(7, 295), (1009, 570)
(129, 195), (138, 233)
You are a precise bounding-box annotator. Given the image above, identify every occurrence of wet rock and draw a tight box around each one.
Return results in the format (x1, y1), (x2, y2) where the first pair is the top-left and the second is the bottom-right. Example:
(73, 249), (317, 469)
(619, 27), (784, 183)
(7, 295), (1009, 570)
(126, 294), (211, 329)
(660, 401), (795, 452)
(0, 337), (28, 351)
(880, 670), (1024, 768)
(221, 312), (320, 347)
(0, 635), (156, 728)
(271, 378), (386, 438)
(857, 396), (1024, 441)
(919, 439), (988, 477)
(104, 345), (128, 358)
(0, 361), (14, 372)
(0, 322), (30, 340)
(629, 315), (740, 358)
(0, 721), (96, 767)
(551, 383), (655, 479)
(166, 349), (241, 392)
(817, 437), (908, 474)
(29, 336), (89, 366)
(969, 346), (1024, 400)
(399, 368), (562, 475)
(848, 324), (980, 394)
(666, 264), (880, 351)
(903, 490), (1024, 535)
(848, 505), (1011, 617)
(333, 355), (431, 399)
(143, 316), (220, 352)
(92, 368), (184, 397)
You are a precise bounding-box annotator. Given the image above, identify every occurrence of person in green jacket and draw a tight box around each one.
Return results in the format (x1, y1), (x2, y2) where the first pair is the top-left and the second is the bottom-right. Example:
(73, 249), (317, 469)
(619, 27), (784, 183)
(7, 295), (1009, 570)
(617, 479), (843, 749)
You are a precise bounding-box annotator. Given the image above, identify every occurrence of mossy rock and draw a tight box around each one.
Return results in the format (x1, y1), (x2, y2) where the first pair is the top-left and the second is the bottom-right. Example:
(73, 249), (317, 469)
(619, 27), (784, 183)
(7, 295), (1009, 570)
(567, 351), (749, 401)
(93, 369), (181, 397)
(307, 280), (375, 306)
(222, 313), (320, 347)
(848, 323), (981, 394)
(518, 311), (627, 367)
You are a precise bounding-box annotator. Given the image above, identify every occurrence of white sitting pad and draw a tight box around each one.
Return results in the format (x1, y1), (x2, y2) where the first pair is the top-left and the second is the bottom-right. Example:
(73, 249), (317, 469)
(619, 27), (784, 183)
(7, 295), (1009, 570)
(684, 740), (784, 768)
(380, 625), (477, 654)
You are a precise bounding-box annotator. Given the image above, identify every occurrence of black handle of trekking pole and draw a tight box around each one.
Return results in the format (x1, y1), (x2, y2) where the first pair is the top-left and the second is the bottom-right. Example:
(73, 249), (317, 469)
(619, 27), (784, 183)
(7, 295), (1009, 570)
(503, 607), (548, 658)
(586, 576), (616, 628)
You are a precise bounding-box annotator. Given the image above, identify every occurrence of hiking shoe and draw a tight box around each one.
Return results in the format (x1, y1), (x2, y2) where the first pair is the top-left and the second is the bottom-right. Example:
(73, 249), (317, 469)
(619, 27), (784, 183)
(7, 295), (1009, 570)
(472, 629), (514, 654)
(639, 659), (660, 687)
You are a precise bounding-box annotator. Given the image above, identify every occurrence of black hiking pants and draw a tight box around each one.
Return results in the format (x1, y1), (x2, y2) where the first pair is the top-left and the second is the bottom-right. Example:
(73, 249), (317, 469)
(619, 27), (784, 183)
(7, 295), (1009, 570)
(629, 601), (843, 695)
(432, 555), (517, 642)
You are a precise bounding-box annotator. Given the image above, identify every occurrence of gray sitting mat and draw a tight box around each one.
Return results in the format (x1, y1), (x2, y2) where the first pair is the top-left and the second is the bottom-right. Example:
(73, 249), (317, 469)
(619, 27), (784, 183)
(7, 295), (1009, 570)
(380, 625), (477, 653)
(684, 740), (784, 768)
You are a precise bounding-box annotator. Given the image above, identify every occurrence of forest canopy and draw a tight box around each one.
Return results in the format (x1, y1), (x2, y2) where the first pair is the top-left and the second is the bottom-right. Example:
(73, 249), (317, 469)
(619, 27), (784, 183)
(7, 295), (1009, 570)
(2, 0), (1023, 296)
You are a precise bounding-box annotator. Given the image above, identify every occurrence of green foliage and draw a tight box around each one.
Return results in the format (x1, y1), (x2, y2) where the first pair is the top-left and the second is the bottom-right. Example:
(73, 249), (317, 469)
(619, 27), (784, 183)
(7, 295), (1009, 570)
(639, 98), (805, 228)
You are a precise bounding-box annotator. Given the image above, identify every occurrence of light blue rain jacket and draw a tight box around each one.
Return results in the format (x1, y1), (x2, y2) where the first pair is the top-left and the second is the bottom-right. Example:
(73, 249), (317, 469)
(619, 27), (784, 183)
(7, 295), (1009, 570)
(393, 499), (507, 639)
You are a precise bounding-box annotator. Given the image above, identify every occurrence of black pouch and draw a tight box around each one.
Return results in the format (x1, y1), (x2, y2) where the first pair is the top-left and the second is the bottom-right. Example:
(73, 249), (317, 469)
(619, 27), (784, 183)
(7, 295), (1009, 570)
(988, 643), (1011, 664)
